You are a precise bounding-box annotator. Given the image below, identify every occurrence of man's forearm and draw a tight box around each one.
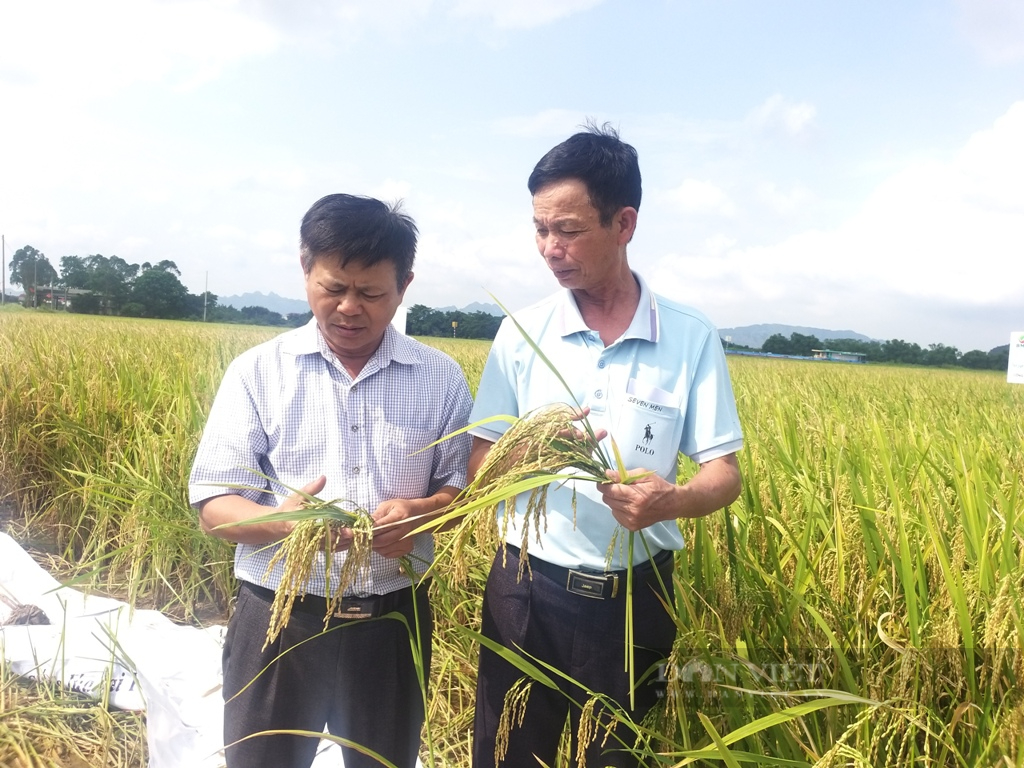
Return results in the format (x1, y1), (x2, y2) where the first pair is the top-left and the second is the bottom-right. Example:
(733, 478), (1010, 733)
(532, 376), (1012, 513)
(197, 493), (292, 544)
(675, 453), (742, 520)
(467, 436), (495, 483)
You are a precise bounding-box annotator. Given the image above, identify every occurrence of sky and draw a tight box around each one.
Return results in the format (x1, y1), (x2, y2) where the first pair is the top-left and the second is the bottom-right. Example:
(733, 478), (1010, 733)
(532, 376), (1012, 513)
(1, 0), (1022, 353)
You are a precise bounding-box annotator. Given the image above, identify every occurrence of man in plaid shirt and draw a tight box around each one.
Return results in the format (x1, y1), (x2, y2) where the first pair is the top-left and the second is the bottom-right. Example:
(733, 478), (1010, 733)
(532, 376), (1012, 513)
(190, 194), (472, 768)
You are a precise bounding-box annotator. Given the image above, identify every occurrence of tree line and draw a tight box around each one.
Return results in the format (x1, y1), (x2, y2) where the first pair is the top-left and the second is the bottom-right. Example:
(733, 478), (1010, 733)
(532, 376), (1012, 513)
(6, 245), (311, 327)
(406, 304), (502, 339)
(756, 332), (1010, 371)
(4, 245), (1010, 361)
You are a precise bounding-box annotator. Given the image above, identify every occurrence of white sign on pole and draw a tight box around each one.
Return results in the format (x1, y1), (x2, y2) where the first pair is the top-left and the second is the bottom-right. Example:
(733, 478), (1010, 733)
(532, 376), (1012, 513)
(1008, 331), (1024, 384)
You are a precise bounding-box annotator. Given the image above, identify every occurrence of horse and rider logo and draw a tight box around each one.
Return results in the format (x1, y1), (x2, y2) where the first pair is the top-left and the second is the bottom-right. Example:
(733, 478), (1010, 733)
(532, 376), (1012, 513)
(643, 423), (654, 445)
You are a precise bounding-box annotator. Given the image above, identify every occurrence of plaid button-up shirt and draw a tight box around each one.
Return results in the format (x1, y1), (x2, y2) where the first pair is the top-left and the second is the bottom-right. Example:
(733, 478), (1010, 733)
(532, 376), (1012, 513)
(189, 319), (472, 596)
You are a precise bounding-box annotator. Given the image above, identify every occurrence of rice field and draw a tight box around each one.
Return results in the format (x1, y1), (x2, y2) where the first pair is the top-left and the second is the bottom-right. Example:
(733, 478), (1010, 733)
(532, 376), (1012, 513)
(1, 309), (1022, 767)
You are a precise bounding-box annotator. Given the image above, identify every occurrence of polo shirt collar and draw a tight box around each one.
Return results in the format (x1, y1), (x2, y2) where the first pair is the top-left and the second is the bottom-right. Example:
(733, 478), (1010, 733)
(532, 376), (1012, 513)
(555, 271), (659, 343)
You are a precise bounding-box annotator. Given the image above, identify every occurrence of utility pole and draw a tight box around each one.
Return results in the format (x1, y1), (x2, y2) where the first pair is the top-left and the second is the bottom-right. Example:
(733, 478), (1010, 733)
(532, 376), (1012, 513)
(203, 271), (208, 322)
(33, 253), (38, 308)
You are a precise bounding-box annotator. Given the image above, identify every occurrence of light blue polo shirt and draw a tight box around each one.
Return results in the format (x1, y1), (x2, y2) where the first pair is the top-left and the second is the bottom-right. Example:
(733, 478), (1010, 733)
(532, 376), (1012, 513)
(470, 273), (743, 570)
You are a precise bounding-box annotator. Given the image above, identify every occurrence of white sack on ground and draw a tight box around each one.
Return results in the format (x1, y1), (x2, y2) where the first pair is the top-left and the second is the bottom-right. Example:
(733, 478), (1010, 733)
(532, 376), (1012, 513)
(0, 533), (424, 768)
(0, 532), (226, 767)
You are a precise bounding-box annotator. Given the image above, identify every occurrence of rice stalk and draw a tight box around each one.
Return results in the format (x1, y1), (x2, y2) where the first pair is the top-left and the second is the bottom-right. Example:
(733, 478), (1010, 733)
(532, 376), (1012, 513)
(212, 474), (374, 646)
(464, 403), (609, 570)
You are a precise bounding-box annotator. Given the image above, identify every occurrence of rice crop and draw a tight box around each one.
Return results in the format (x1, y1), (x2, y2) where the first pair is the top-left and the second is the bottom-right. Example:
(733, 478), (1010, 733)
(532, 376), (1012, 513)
(1, 310), (1022, 767)
(0, 657), (146, 767)
(215, 483), (376, 646)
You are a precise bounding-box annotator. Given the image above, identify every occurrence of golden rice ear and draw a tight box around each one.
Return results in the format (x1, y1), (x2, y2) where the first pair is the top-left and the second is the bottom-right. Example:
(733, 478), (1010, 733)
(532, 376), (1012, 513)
(262, 517), (327, 647)
(260, 511), (375, 648)
(495, 677), (533, 765)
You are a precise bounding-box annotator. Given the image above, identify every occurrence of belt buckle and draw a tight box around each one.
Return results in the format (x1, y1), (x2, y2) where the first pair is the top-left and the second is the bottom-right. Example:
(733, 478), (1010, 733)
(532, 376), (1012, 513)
(566, 569), (618, 599)
(333, 597), (375, 620)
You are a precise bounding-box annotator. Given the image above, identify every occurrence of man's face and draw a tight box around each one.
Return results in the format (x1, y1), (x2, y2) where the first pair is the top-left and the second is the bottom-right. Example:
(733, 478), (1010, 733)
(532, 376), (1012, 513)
(304, 255), (411, 365)
(532, 178), (633, 292)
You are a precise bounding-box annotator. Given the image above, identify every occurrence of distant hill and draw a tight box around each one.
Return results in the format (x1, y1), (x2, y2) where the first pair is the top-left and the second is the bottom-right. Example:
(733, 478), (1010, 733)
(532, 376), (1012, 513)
(719, 323), (873, 350)
(437, 302), (502, 316)
(219, 291), (308, 316)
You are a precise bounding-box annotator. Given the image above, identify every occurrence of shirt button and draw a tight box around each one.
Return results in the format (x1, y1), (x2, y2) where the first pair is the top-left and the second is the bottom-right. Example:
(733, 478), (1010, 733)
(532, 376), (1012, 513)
(595, 389), (604, 399)
(598, 360), (606, 369)
(352, 466), (361, 474)
(351, 425), (359, 432)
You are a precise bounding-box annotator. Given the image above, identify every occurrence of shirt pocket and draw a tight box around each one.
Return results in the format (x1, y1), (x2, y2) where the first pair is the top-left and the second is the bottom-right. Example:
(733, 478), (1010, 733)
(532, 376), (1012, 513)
(611, 380), (682, 479)
(373, 423), (436, 498)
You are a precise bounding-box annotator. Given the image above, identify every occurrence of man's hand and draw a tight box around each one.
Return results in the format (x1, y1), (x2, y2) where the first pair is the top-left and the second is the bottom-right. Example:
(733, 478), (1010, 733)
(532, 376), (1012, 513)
(599, 454), (742, 532)
(370, 499), (426, 559)
(559, 406), (608, 444)
(598, 469), (678, 531)
(280, 475), (326, 515)
(199, 474), (327, 545)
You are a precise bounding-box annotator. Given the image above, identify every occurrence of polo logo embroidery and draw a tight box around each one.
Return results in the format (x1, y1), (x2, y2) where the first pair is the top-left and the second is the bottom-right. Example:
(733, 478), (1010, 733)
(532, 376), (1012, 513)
(615, 380), (680, 477)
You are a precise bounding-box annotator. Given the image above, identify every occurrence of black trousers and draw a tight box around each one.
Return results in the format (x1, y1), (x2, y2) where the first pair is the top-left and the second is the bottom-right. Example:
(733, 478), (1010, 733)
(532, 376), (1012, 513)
(472, 547), (676, 768)
(222, 580), (432, 768)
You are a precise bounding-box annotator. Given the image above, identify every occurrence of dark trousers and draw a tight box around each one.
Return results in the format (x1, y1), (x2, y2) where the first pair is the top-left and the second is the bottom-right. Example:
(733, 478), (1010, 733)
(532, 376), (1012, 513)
(472, 547), (676, 768)
(222, 581), (432, 768)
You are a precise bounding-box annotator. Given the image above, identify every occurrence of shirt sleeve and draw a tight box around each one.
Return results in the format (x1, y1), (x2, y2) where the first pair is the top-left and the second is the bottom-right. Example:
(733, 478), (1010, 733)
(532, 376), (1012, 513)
(680, 331), (744, 464)
(468, 318), (521, 443)
(427, 360), (474, 494)
(188, 356), (277, 508)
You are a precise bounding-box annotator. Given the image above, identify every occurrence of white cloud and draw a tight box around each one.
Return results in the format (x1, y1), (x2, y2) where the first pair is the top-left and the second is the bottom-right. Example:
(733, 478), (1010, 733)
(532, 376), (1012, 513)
(449, 0), (604, 29)
(0, 1), (280, 103)
(492, 110), (590, 138)
(704, 235), (737, 256)
(757, 182), (813, 216)
(956, 0), (1024, 64)
(748, 94), (817, 139)
(649, 102), (1024, 350)
(666, 179), (737, 217)
(371, 179), (415, 205)
(410, 221), (547, 310)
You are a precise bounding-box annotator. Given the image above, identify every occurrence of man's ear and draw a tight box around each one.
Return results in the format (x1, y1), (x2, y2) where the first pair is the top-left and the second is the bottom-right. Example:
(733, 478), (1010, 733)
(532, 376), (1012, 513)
(616, 207), (638, 246)
(399, 271), (414, 298)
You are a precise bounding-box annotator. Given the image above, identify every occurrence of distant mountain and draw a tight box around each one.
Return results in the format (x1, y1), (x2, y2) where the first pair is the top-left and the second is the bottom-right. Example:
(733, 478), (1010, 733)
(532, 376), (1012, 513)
(718, 323), (873, 350)
(219, 291), (308, 316)
(436, 302), (503, 316)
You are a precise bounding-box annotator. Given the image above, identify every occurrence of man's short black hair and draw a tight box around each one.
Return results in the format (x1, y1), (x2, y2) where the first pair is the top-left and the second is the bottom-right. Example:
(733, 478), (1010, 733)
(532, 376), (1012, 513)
(527, 121), (642, 226)
(299, 194), (418, 287)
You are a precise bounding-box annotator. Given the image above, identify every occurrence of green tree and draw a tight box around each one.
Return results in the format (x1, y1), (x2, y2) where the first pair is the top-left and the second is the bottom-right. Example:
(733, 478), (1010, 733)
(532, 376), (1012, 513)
(130, 264), (191, 318)
(987, 345), (1010, 371)
(760, 333), (791, 354)
(788, 332), (821, 357)
(958, 350), (991, 370)
(59, 255), (90, 289)
(9, 246), (58, 305)
(881, 339), (924, 365)
(407, 304), (448, 336)
(240, 305), (286, 325)
(925, 343), (960, 367)
(286, 311), (313, 328)
(82, 255), (138, 313)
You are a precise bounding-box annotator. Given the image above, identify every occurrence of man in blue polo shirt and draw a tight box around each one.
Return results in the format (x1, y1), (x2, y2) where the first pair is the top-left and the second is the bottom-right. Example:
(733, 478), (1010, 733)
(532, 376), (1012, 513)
(470, 125), (744, 767)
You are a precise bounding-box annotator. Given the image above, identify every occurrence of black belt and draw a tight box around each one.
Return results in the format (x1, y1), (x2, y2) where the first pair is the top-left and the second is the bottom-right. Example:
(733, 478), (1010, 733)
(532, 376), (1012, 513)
(241, 579), (426, 622)
(503, 545), (674, 600)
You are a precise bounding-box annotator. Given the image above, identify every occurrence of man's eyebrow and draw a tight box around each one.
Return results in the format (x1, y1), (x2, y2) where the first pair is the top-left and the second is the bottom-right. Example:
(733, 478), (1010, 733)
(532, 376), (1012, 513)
(533, 215), (578, 225)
